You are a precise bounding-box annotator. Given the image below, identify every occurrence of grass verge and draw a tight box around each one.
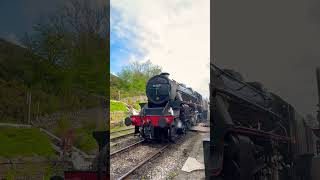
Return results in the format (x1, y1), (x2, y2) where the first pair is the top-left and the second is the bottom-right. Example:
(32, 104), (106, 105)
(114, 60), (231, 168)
(0, 127), (54, 158)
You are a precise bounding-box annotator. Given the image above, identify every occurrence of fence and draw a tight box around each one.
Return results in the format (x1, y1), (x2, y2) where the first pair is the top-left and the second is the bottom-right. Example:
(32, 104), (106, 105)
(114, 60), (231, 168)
(119, 96), (147, 105)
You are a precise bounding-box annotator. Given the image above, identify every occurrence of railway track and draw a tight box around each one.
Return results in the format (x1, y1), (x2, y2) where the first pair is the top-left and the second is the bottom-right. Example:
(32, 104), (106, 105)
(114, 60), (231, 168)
(111, 135), (183, 180)
(110, 139), (145, 157)
(110, 131), (135, 142)
(110, 127), (135, 141)
(116, 144), (169, 180)
(110, 127), (135, 135)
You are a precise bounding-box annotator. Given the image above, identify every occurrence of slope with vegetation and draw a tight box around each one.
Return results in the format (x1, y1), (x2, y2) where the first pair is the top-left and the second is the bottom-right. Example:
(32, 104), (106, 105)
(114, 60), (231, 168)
(0, 1), (108, 176)
(110, 60), (162, 129)
(110, 60), (162, 100)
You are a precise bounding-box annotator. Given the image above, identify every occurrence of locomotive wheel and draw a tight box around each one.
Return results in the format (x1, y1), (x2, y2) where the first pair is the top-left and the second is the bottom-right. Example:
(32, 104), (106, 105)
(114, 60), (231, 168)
(169, 126), (177, 142)
(182, 125), (187, 134)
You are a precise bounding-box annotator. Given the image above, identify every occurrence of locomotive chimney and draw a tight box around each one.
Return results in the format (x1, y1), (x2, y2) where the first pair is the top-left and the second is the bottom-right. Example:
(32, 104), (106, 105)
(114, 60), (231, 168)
(160, 72), (170, 78)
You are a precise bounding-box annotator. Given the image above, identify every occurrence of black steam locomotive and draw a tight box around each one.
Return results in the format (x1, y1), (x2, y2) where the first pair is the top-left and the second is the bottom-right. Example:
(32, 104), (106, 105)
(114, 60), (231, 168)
(125, 72), (208, 141)
(204, 63), (320, 180)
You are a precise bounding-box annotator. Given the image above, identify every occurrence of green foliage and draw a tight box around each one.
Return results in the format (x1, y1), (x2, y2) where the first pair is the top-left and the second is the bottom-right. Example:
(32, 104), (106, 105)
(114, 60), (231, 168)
(110, 100), (128, 112)
(0, 0), (108, 122)
(110, 60), (162, 99)
(73, 128), (97, 153)
(5, 170), (15, 180)
(134, 101), (142, 110)
(0, 127), (54, 158)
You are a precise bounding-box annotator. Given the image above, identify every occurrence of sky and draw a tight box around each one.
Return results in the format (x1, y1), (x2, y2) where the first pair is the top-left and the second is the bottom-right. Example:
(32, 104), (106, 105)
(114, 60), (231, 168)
(213, 0), (320, 116)
(110, 0), (210, 98)
(0, 0), (64, 44)
(0, 0), (106, 44)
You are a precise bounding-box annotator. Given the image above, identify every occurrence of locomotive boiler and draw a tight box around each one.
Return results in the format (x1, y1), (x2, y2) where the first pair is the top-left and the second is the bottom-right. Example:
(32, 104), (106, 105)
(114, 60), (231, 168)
(203, 63), (320, 180)
(125, 72), (207, 141)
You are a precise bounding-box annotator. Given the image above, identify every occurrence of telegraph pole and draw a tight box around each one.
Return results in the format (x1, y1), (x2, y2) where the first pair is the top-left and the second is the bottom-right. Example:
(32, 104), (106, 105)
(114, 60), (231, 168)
(27, 91), (32, 125)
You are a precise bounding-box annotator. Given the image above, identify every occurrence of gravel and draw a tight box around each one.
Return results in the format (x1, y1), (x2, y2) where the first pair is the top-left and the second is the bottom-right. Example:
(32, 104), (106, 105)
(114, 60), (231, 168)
(127, 131), (209, 180)
(110, 134), (143, 154)
(110, 142), (165, 179)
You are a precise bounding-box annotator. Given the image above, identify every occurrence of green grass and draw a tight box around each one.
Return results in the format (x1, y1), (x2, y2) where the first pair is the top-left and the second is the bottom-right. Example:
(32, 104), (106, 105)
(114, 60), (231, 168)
(73, 128), (97, 153)
(0, 127), (54, 158)
(52, 119), (99, 154)
(110, 100), (127, 112)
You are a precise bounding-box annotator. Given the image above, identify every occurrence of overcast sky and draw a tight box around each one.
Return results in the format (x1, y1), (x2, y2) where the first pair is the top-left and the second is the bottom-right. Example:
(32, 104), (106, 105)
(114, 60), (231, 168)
(0, 0), (64, 44)
(111, 0), (210, 98)
(0, 0), (106, 44)
(213, 0), (320, 116)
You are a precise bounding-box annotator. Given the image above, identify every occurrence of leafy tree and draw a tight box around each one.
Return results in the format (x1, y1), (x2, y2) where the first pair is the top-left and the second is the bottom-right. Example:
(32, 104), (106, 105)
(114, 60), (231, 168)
(110, 60), (162, 99)
(0, 0), (109, 122)
(20, 0), (109, 97)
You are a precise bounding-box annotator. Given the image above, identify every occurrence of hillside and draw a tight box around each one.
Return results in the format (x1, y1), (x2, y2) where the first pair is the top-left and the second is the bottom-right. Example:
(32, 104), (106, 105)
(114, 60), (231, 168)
(110, 73), (145, 100)
(0, 38), (107, 123)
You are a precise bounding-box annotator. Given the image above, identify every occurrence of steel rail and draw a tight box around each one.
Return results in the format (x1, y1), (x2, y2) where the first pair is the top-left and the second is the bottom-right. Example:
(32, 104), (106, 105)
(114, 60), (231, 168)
(110, 139), (145, 157)
(110, 127), (135, 135)
(116, 135), (185, 180)
(117, 144), (169, 180)
(110, 132), (135, 141)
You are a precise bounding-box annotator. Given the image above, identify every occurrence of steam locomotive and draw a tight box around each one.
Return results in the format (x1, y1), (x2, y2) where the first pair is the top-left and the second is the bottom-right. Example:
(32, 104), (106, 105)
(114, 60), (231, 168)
(125, 72), (208, 141)
(203, 63), (320, 180)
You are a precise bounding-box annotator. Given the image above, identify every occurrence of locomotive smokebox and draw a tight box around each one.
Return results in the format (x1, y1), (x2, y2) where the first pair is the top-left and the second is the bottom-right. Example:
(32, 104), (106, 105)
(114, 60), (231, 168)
(146, 73), (173, 105)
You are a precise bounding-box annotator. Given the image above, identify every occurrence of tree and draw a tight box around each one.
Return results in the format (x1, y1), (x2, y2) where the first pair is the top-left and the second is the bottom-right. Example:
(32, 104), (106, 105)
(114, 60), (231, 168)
(115, 60), (162, 96)
(20, 0), (109, 97)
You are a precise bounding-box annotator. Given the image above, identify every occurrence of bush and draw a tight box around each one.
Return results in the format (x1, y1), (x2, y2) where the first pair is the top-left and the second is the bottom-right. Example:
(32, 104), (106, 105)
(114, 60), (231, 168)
(110, 100), (127, 112)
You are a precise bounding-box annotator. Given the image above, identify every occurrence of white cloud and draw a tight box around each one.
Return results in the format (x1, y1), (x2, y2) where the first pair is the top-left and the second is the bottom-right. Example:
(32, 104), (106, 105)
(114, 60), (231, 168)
(111, 0), (210, 98)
